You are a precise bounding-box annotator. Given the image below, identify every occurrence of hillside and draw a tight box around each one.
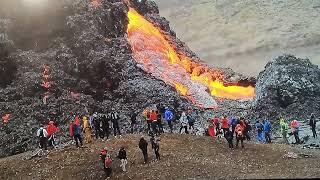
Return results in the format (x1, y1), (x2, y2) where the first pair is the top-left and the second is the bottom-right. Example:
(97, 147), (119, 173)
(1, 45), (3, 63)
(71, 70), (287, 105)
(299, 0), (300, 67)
(155, 0), (320, 76)
(1, 134), (320, 180)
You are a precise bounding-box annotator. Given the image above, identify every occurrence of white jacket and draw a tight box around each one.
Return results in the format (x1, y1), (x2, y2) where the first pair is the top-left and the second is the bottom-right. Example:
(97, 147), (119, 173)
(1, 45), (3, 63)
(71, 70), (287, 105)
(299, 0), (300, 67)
(37, 128), (48, 138)
(179, 112), (188, 126)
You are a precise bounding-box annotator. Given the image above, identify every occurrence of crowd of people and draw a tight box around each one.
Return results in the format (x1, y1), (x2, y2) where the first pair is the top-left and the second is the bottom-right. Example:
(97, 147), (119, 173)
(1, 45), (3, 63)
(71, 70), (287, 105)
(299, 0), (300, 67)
(35, 104), (317, 178)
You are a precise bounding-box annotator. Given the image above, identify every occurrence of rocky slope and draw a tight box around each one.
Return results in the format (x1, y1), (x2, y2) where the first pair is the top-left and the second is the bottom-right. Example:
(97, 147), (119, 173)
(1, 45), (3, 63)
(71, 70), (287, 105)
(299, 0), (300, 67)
(155, 0), (320, 76)
(1, 134), (320, 180)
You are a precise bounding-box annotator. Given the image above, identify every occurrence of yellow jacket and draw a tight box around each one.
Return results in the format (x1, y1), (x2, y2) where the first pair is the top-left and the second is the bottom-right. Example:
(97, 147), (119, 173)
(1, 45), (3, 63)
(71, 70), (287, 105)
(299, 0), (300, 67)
(83, 117), (90, 129)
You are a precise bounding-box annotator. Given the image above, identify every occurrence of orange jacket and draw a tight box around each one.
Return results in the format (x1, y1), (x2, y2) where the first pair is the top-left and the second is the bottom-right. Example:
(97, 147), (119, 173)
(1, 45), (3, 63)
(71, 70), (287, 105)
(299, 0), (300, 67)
(235, 124), (244, 134)
(47, 124), (58, 137)
(221, 118), (229, 129)
(149, 112), (157, 122)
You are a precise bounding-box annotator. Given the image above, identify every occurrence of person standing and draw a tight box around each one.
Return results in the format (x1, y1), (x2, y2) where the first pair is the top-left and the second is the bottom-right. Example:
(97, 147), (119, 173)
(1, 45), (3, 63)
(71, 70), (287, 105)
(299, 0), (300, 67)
(187, 112), (195, 131)
(290, 119), (301, 144)
(179, 111), (189, 134)
(221, 116), (230, 136)
(69, 120), (83, 148)
(243, 119), (251, 141)
(235, 122), (245, 148)
(130, 111), (137, 134)
(279, 118), (289, 144)
(212, 116), (221, 135)
(230, 117), (239, 135)
(117, 147), (127, 172)
(46, 121), (58, 147)
(104, 154), (112, 178)
(263, 119), (272, 143)
(101, 114), (110, 139)
(93, 113), (102, 139)
(37, 127), (48, 150)
(83, 116), (92, 143)
(255, 120), (264, 142)
(150, 110), (158, 134)
(309, 114), (317, 138)
(111, 112), (121, 137)
(156, 111), (163, 133)
(139, 136), (148, 163)
(164, 108), (174, 133)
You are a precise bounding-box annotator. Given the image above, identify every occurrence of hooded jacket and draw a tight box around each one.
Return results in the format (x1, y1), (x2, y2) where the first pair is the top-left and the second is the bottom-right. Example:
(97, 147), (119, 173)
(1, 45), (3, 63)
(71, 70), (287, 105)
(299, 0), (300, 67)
(164, 109), (173, 122)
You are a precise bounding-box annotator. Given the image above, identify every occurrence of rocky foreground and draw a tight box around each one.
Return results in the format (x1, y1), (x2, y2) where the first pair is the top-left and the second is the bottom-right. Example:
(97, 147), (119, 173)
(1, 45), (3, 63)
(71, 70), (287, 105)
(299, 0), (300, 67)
(1, 134), (320, 180)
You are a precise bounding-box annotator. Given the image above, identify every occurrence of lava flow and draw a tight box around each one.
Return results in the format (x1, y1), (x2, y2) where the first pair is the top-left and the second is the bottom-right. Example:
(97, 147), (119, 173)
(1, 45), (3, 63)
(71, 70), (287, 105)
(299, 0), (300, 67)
(127, 8), (255, 107)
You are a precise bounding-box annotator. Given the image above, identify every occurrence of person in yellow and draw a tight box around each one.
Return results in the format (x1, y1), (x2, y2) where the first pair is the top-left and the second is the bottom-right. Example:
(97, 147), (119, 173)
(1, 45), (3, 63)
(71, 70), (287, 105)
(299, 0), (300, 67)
(279, 118), (289, 144)
(142, 108), (151, 131)
(83, 116), (92, 143)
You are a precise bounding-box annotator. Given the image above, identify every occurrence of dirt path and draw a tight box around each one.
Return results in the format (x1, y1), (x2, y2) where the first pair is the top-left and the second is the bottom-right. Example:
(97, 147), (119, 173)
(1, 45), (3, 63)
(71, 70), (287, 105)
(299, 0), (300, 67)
(1, 134), (320, 179)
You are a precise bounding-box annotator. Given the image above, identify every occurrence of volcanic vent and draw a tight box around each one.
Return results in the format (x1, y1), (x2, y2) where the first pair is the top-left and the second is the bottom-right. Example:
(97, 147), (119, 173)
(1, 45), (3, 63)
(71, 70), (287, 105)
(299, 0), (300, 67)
(126, 6), (255, 108)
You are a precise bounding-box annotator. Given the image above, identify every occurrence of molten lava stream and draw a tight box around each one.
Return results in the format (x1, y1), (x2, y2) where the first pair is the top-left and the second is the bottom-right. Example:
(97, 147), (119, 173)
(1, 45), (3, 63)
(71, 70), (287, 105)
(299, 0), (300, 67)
(127, 8), (255, 107)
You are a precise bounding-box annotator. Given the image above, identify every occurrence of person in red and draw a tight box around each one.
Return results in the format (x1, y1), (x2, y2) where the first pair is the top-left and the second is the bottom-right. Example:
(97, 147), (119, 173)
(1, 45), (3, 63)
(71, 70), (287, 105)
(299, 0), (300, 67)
(74, 116), (81, 126)
(221, 116), (230, 136)
(235, 122), (245, 148)
(149, 110), (158, 134)
(2, 113), (11, 125)
(46, 121), (58, 147)
(212, 116), (221, 135)
(208, 124), (216, 137)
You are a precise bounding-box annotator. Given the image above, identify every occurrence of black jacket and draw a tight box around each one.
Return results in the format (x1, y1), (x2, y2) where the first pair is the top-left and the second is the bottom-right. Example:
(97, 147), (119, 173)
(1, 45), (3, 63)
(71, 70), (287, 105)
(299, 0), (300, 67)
(225, 131), (234, 140)
(310, 118), (317, 128)
(139, 138), (148, 151)
(118, 149), (127, 159)
(101, 115), (109, 128)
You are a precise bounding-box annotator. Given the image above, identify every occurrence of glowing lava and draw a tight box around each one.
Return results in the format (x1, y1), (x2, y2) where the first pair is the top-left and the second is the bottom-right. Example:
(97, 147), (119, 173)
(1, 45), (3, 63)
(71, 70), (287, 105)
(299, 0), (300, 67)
(127, 8), (255, 107)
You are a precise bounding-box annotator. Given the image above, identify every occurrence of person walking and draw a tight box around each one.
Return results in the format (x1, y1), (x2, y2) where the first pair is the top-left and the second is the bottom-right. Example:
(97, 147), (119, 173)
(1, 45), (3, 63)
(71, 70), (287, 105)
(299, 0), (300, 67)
(83, 116), (92, 143)
(164, 107), (174, 133)
(117, 147), (127, 172)
(230, 117), (239, 135)
(157, 111), (164, 133)
(187, 112), (195, 132)
(255, 120), (264, 142)
(100, 147), (108, 164)
(37, 127), (48, 150)
(139, 136), (148, 163)
(309, 114), (317, 138)
(225, 129), (234, 149)
(93, 113), (102, 139)
(101, 114), (110, 139)
(243, 119), (251, 141)
(290, 119), (301, 144)
(212, 116), (221, 135)
(263, 119), (272, 143)
(150, 110), (158, 134)
(279, 118), (289, 144)
(179, 111), (189, 134)
(69, 120), (83, 148)
(150, 135), (160, 160)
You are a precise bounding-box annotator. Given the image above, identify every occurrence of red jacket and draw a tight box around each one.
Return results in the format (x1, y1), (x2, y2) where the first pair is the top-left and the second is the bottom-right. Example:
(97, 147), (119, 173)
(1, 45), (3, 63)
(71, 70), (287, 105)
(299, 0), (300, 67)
(47, 124), (58, 137)
(75, 116), (81, 125)
(69, 123), (74, 137)
(149, 112), (157, 122)
(212, 117), (219, 125)
(104, 158), (112, 168)
(221, 118), (229, 129)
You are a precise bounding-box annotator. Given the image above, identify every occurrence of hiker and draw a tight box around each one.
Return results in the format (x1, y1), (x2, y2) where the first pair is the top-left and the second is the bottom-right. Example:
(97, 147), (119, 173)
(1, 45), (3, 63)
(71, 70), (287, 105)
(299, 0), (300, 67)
(208, 124), (216, 137)
(150, 110), (158, 134)
(104, 154), (112, 178)
(150, 134), (160, 160)
(130, 111), (137, 133)
(230, 117), (239, 135)
(143, 109), (151, 131)
(2, 113), (10, 125)
(225, 129), (234, 149)
(111, 111), (121, 136)
(290, 119), (301, 144)
(263, 119), (272, 143)
(279, 118), (289, 144)
(255, 120), (264, 142)
(69, 120), (83, 148)
(179, 111), (189, 134)
(117, 147), (127, 172)
(164, 107), (174, 133)
(37, 127), (48, 150)
(243, 119), (251, 141)
(83, 116), (92, 143)
(235, 122), (245, 148)
(157, 111), (164, 133)
(212, 116), (221, 135)
(47, 121), (58, 147)
(93, 112), (102, 139)
(100, 147), (108, 164)
(101, 114), (110, 139)
(139, 136), (148, 163)
(221, 116), (230, 135)
(187, 111), (195, 131)
(309, 114), (317, 138)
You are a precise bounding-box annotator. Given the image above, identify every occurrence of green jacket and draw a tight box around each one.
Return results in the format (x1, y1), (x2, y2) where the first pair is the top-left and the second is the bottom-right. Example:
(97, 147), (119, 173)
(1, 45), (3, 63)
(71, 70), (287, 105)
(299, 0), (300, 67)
(279, 119), (288, 133)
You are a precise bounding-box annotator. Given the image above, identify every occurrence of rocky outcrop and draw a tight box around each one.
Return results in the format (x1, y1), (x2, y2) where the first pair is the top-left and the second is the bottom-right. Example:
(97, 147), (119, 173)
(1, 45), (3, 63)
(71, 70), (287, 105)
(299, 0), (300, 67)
(250, 54), (320, 125)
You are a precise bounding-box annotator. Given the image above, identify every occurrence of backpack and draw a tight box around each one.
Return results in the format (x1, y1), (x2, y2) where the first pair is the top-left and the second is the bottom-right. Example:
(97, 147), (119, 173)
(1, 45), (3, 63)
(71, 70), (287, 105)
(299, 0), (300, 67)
(39, 129), (44, 138)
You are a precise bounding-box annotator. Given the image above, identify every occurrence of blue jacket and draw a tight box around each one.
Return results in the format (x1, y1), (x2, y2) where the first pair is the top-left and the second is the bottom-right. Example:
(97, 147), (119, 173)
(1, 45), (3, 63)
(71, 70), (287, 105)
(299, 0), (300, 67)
(73, 124), (82, 135)
(255, 122), (263, 133)
(164, 109), (173, 122)
(263, 120), (271, 133)
(230, 118), (238, 127)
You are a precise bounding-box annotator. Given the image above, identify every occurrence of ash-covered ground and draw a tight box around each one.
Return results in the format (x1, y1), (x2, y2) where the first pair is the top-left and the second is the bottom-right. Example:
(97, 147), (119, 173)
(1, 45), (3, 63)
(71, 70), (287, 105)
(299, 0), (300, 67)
(0, 0), (319, 158)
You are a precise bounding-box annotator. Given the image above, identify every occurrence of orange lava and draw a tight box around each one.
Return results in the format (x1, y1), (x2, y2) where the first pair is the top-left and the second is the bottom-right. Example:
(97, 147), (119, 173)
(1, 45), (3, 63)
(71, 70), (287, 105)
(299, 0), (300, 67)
(127, 8), (255, 101)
